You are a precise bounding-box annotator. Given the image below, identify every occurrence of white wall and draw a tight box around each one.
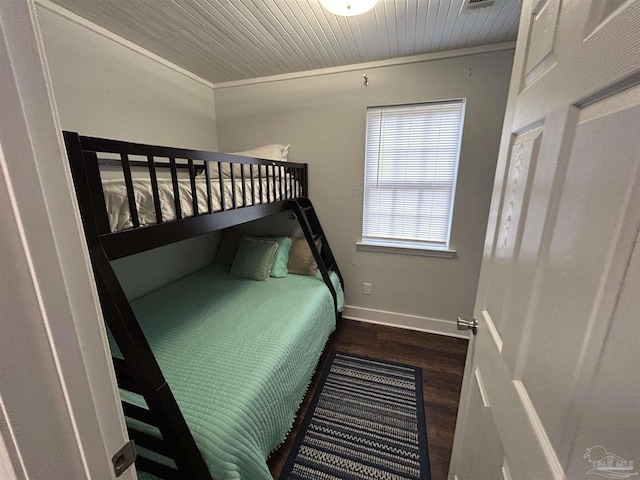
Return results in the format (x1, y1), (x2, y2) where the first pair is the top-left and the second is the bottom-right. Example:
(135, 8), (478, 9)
(215, 47), (514, 331)
(36, 2), (222, 297)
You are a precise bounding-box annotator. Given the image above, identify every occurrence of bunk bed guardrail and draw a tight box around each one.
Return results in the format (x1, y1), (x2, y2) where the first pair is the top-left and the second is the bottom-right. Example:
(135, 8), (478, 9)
(62, 131), (342, 479)
(68, 134), (308, 258)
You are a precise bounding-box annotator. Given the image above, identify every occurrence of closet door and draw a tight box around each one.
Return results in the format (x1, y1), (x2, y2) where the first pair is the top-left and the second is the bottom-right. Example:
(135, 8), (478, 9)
(450, 0), (640, 478)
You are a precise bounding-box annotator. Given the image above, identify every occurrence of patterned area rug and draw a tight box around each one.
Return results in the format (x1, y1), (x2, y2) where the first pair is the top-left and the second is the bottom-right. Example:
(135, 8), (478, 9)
(279, 351), (430, 480)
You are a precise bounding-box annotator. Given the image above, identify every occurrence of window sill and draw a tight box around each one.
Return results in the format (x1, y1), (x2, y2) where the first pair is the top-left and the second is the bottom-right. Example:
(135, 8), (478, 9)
(356, 242), (457, 258)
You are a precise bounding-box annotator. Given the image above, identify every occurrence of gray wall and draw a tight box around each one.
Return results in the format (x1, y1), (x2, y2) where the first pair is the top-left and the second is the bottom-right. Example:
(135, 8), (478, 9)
(111, 212), (300, 300)
(215, 49), (514, 324)
(37, 5), (221, 298)
(111, 211), (304, 300)
(36, 5), (218, 150)
(111, 233), (221, 300)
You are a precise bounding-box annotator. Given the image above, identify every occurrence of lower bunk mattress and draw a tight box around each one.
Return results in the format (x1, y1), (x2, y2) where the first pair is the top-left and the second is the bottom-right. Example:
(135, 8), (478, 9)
(111, 264), (340, 479)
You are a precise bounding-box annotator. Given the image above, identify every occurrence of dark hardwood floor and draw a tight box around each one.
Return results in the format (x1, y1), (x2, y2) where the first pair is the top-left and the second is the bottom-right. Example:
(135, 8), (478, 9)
(268, 318), (468, 480)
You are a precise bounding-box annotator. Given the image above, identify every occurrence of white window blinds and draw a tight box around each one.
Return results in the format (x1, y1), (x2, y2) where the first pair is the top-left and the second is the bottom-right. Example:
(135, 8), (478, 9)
(362, 100), (465, 249)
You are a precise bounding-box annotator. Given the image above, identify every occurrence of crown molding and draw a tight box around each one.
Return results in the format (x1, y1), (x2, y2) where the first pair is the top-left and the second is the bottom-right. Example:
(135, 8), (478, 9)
(213, 42), (516, 89)
(34, 0), (215, 89)
(34, 0), (516, 93)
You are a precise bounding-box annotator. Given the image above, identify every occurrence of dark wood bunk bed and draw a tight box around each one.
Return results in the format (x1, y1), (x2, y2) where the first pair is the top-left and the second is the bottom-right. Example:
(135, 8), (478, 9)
(63, 131), (344, 480)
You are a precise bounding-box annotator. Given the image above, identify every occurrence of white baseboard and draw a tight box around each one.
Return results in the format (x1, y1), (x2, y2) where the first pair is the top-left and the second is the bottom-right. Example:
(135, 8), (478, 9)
(342, 305), (469, 339)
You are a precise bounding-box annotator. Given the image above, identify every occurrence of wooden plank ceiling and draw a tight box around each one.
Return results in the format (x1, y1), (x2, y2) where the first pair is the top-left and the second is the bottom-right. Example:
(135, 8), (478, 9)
(48, 0), (521, 84)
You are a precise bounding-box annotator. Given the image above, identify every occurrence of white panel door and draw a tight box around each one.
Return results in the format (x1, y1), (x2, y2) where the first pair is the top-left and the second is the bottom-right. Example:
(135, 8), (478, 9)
(450, 0), (640, 479)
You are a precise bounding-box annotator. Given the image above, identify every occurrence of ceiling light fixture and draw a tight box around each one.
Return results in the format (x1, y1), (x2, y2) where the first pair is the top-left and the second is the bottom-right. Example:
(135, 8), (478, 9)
(318, 0), (378, 16)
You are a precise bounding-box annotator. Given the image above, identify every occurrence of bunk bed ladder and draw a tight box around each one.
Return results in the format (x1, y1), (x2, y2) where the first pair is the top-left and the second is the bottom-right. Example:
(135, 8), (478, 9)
(290, 198), (343, 319)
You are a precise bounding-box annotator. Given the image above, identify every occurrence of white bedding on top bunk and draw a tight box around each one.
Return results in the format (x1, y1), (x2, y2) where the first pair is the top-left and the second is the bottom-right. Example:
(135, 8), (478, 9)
(102, 176), (296, 232)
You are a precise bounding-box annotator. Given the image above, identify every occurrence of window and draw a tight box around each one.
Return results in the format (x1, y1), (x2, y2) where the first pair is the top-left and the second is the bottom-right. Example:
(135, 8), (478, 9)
(360, 100), (465, 255)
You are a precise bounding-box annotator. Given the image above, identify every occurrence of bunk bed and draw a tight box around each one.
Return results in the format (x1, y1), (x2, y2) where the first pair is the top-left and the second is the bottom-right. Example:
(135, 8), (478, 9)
(63, 131), (344, 480)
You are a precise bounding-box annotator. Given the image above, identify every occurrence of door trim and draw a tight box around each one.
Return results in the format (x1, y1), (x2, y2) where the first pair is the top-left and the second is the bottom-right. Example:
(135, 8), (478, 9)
(0, 1), (133, 478)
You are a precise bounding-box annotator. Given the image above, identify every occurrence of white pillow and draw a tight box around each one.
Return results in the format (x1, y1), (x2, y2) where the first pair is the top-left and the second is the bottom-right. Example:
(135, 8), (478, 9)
(231, 144), (290, 162)
(199, 144), (291, 179)
(222, 144), (290, 179)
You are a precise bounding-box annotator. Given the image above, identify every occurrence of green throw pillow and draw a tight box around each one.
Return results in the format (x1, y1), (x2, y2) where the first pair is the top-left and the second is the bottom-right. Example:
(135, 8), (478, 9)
(267, 237), (292, 278)
(230, 237), (279, 281)
(248, 235), (292, 278)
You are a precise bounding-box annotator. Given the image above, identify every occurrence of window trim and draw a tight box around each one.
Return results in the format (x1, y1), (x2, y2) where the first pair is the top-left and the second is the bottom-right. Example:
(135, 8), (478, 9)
(356, 241), (457, 258)
(360, 99), (466, 254)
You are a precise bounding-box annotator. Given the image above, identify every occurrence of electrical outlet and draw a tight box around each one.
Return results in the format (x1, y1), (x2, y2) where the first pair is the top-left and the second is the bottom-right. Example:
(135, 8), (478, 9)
(363, 282), (372, 295)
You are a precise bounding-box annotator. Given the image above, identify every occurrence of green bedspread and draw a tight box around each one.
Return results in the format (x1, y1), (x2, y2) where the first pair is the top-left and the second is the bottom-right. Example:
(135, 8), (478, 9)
(114, 265), (339, 479)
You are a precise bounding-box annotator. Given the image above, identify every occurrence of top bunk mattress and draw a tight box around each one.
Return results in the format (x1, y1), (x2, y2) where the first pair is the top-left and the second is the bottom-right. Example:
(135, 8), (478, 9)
(103, 175), (298, 232)
(112, 264), (338, 479)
